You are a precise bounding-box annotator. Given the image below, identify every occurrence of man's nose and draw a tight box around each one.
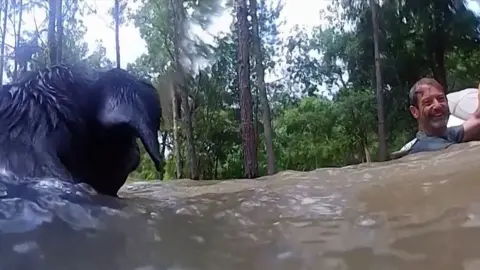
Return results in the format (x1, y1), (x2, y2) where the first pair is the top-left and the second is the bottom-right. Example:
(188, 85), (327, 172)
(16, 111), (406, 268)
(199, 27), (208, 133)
(432, 99), (445, 110)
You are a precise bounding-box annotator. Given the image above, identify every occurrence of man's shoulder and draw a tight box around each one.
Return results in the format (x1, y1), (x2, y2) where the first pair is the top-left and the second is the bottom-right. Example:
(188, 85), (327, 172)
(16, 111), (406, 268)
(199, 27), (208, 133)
(408, 126), (462, 154)
(446, 124), (465, 143)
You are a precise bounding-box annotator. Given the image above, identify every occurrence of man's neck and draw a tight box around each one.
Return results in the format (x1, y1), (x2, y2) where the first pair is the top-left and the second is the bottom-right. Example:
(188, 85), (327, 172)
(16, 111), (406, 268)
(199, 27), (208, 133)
(418, 125), (447, 137)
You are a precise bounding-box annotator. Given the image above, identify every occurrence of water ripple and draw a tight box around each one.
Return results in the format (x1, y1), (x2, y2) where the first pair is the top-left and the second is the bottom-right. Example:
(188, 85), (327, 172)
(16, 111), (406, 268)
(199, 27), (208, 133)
(0, 175), (127, 234)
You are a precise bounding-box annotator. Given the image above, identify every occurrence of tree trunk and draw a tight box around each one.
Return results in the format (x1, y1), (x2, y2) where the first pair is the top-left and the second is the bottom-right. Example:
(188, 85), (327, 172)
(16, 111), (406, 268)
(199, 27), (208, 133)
(56, 0), (63, 64)
(158, 130), (168, 180)
(249, 0), (275, 175)
(370, 0), (388, 161)
(48, 0), (57, 65)
(166, 1), (182, 180)
(236, 0), (258, 178)
(13, 0), (22, 79)
(160, 131), (168, 160)
(432, 27), (447, 91)
(0, 0), (9, 85)
(171, 83), (182, 179)
(114, 0), (120, 68)
(363, 139), (371, 163)
(171, 0), (198, 180)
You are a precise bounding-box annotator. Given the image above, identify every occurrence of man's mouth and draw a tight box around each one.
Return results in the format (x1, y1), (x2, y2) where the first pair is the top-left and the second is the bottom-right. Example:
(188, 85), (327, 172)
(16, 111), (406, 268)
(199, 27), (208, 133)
(430, 112), (448, 122)
(431, 110), (447, 117)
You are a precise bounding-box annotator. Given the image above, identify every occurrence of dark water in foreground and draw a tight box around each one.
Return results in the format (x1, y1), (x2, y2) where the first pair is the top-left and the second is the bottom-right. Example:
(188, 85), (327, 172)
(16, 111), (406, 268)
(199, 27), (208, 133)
(4, 142), (480, 270)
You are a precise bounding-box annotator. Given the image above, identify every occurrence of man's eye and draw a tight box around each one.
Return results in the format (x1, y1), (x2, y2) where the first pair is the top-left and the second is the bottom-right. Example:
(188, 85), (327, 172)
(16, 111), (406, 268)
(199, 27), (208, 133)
(423, 101), (432, 106)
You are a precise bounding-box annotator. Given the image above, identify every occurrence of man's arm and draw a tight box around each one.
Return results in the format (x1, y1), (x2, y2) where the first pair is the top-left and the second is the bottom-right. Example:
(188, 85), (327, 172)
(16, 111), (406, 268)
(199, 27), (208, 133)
(461, 85), (480, 142)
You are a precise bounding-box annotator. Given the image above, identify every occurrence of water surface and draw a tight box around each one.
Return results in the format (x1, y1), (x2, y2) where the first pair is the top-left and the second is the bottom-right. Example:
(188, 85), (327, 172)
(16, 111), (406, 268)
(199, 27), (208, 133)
(5, 142), (480, 269)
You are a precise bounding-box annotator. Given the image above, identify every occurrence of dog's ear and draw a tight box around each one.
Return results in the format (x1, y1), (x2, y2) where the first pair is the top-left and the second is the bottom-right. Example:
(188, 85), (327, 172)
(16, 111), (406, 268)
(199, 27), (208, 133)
(95, 68), (163, 172)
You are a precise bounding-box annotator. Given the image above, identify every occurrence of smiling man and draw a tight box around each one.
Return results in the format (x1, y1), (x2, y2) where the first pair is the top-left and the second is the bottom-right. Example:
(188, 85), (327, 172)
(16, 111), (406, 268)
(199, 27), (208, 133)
(408, 78), (480, 154)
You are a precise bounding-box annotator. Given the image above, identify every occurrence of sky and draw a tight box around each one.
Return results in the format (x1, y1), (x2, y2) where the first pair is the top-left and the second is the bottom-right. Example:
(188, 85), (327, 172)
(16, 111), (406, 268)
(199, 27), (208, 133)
(0, 0), (329, 84)
(86, 0), (480, 68)
(81, 0), (330, 68)
(467, 0), (480, 13)
(69, 0), (480, 81)
(13, 0), (480, 76)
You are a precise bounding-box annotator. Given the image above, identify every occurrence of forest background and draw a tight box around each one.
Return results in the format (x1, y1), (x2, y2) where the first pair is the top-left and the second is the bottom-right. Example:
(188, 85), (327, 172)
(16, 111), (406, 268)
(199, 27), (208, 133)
(0, 0), (478, 181)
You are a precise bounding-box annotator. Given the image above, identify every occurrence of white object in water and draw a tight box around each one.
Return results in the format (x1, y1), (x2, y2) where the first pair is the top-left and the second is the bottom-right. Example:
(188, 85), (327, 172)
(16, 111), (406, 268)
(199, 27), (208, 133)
(396, 88), (478, 153)
(448, 88), (478, 120)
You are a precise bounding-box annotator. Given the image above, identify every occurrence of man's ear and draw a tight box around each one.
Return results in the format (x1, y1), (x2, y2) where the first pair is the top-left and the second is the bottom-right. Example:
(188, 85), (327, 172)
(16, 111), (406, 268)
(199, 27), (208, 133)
(409, 105), (420, 119)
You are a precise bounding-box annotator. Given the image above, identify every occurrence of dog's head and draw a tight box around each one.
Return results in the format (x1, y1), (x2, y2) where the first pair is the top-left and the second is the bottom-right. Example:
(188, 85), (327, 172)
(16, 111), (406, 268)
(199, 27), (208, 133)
(74, 67), (163, 196)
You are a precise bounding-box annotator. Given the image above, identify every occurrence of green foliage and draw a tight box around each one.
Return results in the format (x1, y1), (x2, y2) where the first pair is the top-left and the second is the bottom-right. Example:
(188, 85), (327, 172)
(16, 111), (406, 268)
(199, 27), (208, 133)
(274, 97), (342, 170)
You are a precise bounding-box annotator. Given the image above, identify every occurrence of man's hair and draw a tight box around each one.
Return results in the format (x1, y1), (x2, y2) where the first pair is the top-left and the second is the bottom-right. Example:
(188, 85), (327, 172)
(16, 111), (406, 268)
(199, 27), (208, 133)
(409, 78), (445, 107)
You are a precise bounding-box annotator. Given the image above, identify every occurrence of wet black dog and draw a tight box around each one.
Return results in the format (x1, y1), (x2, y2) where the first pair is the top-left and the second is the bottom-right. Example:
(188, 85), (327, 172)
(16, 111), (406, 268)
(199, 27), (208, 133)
(0, 65), (163, 270)
(0, 65), (162, 197)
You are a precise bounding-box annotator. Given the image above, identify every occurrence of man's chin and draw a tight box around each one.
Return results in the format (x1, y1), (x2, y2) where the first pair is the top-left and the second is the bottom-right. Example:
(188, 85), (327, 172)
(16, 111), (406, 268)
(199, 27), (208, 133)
(429, 118), (449, 129)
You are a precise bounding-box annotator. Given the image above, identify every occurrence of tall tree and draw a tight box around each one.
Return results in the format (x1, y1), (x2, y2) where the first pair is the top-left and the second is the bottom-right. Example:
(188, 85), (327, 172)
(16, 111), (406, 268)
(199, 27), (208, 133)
(0, 0), (9, 85)
(114, 0), (120, 68)
(56, 0), (63, 63)
(171, 0), (199, 180)
(48, 0), (57, 65)
(13, 0), (23, 79)
(132, 0), (224, 179)
(168, 73), (183, 179)
(236, 0), (258, 178)
(250, 0), (275, 175)
(370, 0), (388, 161)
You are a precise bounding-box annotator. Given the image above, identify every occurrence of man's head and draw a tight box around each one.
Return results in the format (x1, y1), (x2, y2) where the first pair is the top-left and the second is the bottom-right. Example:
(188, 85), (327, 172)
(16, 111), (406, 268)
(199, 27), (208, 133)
(409, 78), (450, 135)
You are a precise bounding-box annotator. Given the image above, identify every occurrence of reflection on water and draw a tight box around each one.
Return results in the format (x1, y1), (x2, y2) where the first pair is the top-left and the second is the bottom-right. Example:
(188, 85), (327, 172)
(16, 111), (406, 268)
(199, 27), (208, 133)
(4, 142), (480, 269)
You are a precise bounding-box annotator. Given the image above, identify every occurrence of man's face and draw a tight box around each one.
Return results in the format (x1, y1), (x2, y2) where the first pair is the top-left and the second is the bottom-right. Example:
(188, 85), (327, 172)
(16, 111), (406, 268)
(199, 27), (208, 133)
(409, 84), (450, 132)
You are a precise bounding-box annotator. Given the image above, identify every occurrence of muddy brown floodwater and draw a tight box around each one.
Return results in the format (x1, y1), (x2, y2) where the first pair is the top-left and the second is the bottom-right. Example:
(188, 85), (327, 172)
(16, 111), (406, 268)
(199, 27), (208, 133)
(4, 141), (480, 270)
(115, 141), (480, 270)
